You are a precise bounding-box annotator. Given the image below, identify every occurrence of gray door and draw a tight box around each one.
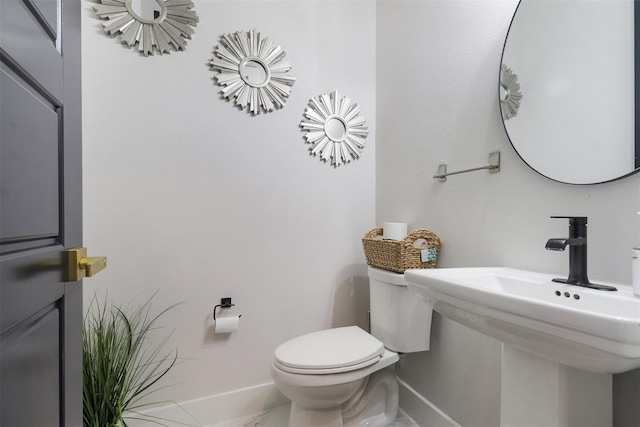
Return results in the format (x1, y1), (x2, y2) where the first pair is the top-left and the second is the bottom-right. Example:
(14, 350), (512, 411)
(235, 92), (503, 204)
(1, 0), (83, 425)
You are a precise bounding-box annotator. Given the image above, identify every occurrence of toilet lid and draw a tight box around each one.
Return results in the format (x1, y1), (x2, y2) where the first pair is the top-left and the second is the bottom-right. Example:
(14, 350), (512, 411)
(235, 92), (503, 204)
(274, 326), (384, 374)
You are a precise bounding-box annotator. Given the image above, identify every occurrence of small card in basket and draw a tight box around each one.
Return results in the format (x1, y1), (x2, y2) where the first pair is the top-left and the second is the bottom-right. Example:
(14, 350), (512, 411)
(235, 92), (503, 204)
(421, 248), (437, 262)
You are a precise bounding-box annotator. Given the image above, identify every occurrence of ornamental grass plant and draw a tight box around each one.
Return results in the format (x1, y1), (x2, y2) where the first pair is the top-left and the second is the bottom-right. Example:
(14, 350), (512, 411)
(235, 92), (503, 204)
(83, 293), (182, 427)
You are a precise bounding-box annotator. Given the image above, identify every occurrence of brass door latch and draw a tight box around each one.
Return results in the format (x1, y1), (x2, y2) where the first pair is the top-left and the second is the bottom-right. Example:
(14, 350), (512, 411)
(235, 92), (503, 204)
(66, 247), (107, 281)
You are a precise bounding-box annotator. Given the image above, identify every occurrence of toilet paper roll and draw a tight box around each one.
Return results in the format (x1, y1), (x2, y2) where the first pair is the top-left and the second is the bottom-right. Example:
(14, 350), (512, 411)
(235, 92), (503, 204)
(214, 316), (240, 333)
(383, 222), (407, 240)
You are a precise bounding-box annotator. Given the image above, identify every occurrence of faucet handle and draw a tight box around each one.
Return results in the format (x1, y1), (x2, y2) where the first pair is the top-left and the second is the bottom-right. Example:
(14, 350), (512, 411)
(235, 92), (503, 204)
(550, 216), (587, 225)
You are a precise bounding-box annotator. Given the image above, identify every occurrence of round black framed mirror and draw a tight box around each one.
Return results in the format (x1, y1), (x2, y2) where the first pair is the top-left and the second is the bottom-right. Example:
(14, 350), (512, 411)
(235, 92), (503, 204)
(500, 0), (639, 184)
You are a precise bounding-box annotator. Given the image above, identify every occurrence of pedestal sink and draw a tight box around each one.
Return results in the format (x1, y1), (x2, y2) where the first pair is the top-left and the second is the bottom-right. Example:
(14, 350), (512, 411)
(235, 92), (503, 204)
(404, 267), (640, 374)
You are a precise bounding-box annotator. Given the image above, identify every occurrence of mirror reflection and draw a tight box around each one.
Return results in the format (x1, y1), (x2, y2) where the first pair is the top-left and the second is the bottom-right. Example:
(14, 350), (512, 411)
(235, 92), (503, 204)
(325, 117), (347, 142)
(240, 59), (269, 87)
(501, 0), (638, 184)
(500, 64), (522, 120)
(128, 0), (163, 22)
(499, 85), (508, 102)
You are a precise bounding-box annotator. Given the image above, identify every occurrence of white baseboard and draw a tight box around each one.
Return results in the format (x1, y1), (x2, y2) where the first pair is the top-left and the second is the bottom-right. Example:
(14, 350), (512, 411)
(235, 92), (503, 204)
(125, 382), (289, 426)
(127, 378), (456, 427)
(398, 378), (461, 427)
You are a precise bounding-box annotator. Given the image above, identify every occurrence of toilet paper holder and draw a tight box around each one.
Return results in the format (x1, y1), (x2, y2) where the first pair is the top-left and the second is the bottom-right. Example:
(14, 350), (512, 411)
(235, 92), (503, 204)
(213, 297), (241, 321)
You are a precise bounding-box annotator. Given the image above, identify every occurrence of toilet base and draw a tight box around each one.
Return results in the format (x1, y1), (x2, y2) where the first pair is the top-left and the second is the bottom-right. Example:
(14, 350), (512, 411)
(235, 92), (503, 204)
(343, 368), (398, 427)
(289, 404), (344, 427)
(286, 368), (399, 427)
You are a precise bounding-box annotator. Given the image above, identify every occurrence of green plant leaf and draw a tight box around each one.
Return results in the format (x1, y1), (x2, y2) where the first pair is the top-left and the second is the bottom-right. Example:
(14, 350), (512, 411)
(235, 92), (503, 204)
(83, 292), (190, 427)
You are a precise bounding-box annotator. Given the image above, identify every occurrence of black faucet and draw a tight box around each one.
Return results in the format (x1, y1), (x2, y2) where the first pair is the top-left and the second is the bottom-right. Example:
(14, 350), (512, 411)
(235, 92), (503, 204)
(545, 216), (617, 291)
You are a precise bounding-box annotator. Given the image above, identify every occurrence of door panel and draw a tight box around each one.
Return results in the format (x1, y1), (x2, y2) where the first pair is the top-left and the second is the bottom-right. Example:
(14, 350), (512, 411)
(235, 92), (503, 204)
(31, 0), (58, 40)
(0, 0), (83, 425)
(1, 306), (61, 427)
(0, 249), (64, 334)
(1, 68), (60, 244)
(0, 0), (63, 101)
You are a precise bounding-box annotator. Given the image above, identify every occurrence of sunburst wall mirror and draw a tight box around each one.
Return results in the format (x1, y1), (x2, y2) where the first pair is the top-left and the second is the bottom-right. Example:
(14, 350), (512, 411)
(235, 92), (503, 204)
(210, 29), (296, 115)
(93, 0), (199, 56)
(300, 90), (369, 167)
(500, 64), (523, 120)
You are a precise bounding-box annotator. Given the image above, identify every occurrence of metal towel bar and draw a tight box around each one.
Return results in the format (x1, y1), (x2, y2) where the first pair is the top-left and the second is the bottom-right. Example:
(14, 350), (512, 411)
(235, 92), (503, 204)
(433, 151), (501, 182)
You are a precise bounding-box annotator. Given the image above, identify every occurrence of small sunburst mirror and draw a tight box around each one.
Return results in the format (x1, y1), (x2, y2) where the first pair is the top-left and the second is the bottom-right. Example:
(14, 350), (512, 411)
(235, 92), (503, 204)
(300, 90), (369, 167)
(210, 29), (296, 115)
(93, 0), (198, 56)
(500, 64), (523, 120)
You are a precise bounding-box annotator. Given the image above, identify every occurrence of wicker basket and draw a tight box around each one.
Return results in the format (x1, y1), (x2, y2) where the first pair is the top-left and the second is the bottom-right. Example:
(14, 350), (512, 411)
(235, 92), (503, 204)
(361, 228), (441, 273)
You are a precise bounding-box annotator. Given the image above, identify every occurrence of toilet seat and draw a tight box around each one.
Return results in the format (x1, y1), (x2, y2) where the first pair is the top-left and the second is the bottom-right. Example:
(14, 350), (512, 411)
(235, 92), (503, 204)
(275, 326), (385, 375)
(273, 356), (381, 375)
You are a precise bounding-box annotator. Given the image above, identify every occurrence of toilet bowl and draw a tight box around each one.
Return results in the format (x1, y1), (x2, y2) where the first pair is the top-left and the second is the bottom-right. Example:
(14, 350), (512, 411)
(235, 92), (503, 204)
(271, 267), (433, 427)
(271, 327), (399, 427)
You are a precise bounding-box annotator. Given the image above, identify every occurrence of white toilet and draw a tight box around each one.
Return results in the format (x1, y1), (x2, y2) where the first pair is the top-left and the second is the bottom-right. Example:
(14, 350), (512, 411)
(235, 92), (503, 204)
(271, 266), (433, 427)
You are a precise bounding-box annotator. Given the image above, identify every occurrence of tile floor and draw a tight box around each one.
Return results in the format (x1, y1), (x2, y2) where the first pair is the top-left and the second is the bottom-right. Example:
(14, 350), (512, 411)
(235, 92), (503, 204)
(207, 404), (419, 427)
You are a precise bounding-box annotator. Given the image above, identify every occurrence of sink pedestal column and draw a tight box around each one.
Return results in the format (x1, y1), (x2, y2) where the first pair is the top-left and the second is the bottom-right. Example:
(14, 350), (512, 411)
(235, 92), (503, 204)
(500, 345), (612, 427)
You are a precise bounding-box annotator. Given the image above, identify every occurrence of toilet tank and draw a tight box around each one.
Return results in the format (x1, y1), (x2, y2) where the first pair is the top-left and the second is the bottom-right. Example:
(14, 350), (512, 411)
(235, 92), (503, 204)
(368, 266), (433, 353)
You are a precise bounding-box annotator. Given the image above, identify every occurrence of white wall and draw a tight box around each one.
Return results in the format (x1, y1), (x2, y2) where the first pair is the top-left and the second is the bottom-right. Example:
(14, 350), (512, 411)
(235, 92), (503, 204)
(83, 0), (640, 425)
(376, 1), (640, 426)
(82, 0), (377, 406)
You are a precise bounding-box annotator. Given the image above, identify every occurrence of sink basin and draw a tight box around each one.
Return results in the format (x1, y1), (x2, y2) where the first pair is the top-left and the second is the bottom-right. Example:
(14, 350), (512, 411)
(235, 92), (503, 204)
(404, 267), (640, 373)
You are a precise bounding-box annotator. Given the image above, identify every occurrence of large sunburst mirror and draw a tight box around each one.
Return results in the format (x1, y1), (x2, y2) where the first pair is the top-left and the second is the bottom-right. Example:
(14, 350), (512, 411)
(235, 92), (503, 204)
(500, 64), (523, 120)
(300, 90), (369, 167)
(210, 29), (296, 115)
(93, 0), (199, 56)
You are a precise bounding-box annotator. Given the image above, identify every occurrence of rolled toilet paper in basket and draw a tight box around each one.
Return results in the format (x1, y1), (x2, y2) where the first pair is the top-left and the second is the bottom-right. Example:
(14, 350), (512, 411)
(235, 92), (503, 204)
(382, 222), (408, 241)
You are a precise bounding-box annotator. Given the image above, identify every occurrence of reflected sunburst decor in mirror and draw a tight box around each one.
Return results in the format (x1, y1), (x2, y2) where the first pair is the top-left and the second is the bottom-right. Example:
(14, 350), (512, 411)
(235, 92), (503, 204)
(300, 90), (369, 167)
(93, 0), (199, 57)
(500, 64), (523, 120)
(210, 29), (296, 115)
